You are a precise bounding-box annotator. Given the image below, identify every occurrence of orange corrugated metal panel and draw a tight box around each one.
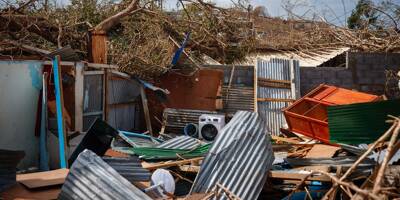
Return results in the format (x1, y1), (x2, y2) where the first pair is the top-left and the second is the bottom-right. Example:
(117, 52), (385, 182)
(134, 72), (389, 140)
(283, 84), (380, 144)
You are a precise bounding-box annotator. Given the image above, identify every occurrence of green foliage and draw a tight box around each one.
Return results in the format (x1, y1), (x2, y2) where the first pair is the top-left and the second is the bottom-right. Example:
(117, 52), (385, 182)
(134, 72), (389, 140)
(347, 0), (379, 30)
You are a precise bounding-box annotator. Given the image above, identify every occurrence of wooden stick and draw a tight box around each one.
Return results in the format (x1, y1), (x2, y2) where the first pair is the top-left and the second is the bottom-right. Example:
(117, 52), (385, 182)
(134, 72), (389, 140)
(323, 121), (398, 199)
(316, 171), (380, 200)
(372, 120), (400, 194)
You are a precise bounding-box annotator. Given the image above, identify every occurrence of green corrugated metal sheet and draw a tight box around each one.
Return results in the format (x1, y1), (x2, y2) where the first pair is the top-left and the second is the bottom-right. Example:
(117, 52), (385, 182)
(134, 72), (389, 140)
(328, 99), (400, 144)
(131, 143), (211, 160)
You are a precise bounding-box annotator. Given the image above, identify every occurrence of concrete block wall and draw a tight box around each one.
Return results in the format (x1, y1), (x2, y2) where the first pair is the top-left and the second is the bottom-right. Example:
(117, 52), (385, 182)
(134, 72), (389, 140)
(300, 52), (400, 96)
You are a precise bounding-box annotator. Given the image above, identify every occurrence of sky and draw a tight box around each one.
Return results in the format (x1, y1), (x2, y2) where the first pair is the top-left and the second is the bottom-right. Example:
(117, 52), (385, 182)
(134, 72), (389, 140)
(12, 0), (398, 26)
(163, 0), (360, 26)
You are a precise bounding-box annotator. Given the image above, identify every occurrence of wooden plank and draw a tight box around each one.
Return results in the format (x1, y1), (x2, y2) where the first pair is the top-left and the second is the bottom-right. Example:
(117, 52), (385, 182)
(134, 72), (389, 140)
(305, 144), (340, 158)
(258, 82), (291, 89)
(0, 183), (61, 200)
(142, 157), (203, 170)
(271, 136), (301, 144)
(140, 86), (153, 136)
(17, 169), (69, 189)
(253, 63), (257, 113)
(179, 165), (201, 173)
(74, 62), (84, 132)
(257, 98), (295, 102)
(268, 171), (331, 182)
(258, 77), (291, 84)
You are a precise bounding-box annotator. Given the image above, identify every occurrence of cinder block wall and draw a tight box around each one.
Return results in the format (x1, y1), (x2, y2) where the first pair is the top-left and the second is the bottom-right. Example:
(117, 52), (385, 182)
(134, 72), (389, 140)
(300, 52), (400, 96)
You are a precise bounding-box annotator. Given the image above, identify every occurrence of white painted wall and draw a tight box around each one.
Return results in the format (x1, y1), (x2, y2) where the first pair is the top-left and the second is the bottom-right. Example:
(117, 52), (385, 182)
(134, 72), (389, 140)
(0, 60), (43, 169)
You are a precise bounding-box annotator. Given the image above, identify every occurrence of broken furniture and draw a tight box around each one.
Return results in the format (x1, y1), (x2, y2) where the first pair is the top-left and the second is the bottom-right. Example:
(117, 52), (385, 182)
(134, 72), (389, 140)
(283, 84), (380, 143)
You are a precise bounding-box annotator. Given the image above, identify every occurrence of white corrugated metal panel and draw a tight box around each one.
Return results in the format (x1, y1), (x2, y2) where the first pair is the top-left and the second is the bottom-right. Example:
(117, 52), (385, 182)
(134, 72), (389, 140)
(59, 150), (152, 200)
(236, 47), (350, 67)
(156, 135), (202, 150)
(191, 111), (274, 200)
(256, 58), (300, 135)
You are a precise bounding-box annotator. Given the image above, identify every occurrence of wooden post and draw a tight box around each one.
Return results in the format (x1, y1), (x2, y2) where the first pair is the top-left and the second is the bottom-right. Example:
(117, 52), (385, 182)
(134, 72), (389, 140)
(74, 62), (84, 132)
(140, 86), (153, 136)
(88, 30), (107, 64)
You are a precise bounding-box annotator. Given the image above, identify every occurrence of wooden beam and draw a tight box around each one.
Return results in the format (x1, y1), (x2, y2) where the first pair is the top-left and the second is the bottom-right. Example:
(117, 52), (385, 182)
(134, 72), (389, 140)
(257, 98), (295, 102)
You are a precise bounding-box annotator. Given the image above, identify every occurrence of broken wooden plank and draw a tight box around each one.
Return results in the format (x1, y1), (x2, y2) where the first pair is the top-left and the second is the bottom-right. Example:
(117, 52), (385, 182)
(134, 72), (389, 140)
(271, 136), (301, 144)
(179, 165), (201, 173)
(305, 144), (340, 158)
(142, 157), (203, 170)
(17, 169), (69, 189)
(268, 171), (331, 182)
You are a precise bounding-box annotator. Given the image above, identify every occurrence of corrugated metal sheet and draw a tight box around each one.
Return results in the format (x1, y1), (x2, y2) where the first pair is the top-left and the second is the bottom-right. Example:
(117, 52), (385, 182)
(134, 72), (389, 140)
(107, 73), (141, 131)
(191, 111), (274, 200)
(163, 108), (218, 135)
(222, 86), (255, 115)
(132, 143), (211, 160)
(257, 58), (300, 135)
(234, 47), (350, 67)
(59, 150), (152, 200)
(156, 135), (202, 150)
(102, 156), (151, 182)
(0, 149), (25, 192)
(328, 99), (400, 144)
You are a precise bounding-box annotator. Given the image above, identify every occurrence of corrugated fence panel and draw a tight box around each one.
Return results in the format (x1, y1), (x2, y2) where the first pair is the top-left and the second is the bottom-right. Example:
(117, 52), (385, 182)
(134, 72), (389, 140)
(107, 73), (141, 131)
(191, 111), (274, 200)
(328, 99), (400, 144)
(256, 58), (300, 135)
(59, 150), (152, 200)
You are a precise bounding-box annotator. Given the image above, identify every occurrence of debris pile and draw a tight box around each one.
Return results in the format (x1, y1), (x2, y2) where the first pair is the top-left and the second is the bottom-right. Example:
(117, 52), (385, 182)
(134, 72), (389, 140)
(0, 1), (400, 199)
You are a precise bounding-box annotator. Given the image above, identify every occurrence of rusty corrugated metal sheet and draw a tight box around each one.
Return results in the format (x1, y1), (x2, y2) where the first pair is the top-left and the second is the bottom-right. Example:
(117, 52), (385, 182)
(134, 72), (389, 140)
(191, 111), (274, 200)
(222, 86), (255, 115)
(59, 150), (152, 200)
(163, 108), (218, 135)
(257, 58), (300, 135)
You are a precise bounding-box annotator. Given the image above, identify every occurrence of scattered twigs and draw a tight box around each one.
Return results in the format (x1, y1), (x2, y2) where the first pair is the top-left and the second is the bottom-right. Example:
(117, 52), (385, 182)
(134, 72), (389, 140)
(321, 117), (400, 200)
(372, 116), (400, 194)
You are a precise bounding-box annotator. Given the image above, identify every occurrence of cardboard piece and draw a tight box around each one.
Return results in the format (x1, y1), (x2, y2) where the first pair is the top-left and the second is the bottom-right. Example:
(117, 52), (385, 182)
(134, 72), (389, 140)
(305, 144), (340, 158)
